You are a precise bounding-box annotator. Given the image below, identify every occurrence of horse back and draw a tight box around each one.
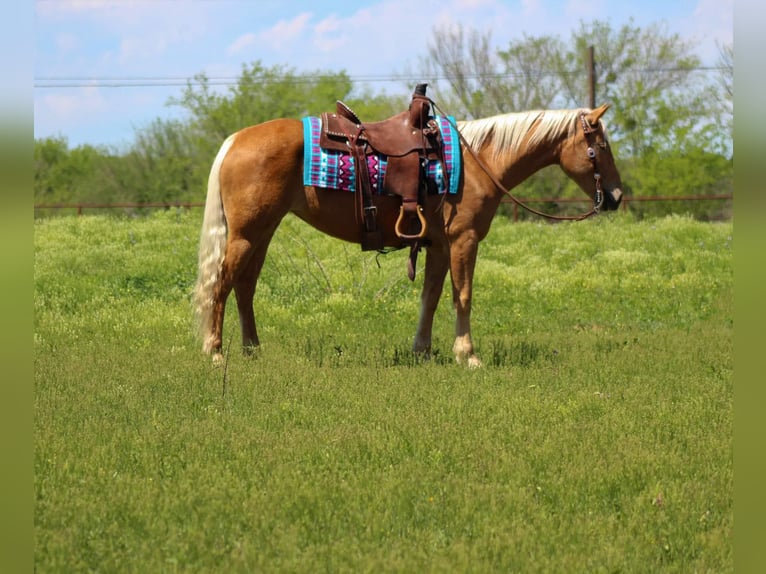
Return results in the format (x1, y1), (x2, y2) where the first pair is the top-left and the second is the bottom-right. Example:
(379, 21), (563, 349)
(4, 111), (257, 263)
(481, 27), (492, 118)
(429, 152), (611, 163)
(218, 119), (306, 227)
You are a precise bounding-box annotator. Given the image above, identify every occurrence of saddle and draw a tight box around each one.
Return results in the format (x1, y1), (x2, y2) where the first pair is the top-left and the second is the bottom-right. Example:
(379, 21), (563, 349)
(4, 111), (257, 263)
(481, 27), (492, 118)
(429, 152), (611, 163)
(319, 84), (447, 279)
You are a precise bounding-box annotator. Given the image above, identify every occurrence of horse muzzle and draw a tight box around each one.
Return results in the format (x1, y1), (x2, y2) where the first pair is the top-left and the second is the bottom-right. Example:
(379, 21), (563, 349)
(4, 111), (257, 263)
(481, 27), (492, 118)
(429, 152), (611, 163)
(602, 188), (623, 211)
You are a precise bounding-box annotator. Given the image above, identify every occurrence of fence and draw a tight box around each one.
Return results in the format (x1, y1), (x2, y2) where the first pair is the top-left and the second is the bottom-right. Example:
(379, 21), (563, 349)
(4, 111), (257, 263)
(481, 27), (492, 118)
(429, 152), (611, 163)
(34, 194), (732, 221)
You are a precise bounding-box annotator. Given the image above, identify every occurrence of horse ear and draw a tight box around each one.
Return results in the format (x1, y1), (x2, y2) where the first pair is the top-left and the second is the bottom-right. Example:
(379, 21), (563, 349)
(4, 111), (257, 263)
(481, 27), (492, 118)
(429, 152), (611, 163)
(587, 103), (611, 124)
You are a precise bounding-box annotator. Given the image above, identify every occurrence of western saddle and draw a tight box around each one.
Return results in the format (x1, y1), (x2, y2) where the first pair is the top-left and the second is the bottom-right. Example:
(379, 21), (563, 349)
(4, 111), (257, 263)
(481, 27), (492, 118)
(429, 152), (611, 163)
(319, 84), (447, 279)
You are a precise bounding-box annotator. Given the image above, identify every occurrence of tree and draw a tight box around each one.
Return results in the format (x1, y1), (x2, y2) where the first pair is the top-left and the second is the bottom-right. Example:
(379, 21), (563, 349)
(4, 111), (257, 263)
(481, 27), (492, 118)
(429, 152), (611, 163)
(564, 20), (718, 157)
(419, 24), (501, 118)
(416, 19), (732, 219)
(34, 137), (113, 206)
(421, 25), (570, 115)
(34, 63), (411, 211)
(168, 62), (405, 175)
(420, 19), (720, 156)
(496, 34), (568, 111)
(170, 62), (357, 143)
(116, 118), (204, 205)
(34, 136), (71, 203)
(714, 41), (734, 153)
(716, 41), (733, 100)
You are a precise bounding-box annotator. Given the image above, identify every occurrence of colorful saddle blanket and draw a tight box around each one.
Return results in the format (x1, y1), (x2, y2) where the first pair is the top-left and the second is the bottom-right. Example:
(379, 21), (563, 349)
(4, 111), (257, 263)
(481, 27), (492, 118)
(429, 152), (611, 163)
(302, 115), (461, 195)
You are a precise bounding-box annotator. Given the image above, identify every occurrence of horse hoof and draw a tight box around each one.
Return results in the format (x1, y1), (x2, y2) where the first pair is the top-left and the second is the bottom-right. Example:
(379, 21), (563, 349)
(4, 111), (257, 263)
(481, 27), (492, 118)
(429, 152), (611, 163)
(212, 352), (224, 365)
(412, 348), (432, 362)
(467, 356), (483, 369)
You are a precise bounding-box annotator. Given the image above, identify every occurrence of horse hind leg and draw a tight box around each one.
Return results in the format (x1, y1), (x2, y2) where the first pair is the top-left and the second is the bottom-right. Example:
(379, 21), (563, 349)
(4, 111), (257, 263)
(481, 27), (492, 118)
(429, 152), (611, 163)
(206, 236), (257, 361)
(233, 240), (271, 355)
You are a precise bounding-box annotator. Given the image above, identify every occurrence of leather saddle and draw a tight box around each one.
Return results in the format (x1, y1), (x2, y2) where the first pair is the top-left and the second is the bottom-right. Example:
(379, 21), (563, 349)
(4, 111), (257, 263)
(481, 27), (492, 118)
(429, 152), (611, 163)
(318, 84), (446, 278)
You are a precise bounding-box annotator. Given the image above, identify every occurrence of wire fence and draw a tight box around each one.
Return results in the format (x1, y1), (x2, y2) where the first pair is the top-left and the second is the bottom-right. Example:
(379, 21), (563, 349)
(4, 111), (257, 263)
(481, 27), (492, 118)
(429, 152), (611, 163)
(34, 194), (733, 221)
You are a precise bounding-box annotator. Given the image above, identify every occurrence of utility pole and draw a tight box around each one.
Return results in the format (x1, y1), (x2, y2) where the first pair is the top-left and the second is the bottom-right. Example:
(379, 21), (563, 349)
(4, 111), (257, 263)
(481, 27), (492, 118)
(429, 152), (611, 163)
(587, 45), (596, 109)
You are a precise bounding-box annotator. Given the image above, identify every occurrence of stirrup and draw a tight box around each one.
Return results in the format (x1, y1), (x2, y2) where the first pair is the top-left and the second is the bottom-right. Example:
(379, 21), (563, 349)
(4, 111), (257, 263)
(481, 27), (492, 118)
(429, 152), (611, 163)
(395, 205), (428, 241)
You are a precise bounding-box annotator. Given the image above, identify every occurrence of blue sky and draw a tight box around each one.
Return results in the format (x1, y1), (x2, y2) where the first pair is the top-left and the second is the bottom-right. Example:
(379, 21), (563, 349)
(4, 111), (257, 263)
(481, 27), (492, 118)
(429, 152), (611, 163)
(34, 0), (732, 149)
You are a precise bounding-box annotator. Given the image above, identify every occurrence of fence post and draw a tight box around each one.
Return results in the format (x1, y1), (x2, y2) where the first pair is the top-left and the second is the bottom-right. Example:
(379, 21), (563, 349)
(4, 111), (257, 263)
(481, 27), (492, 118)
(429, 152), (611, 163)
(588, 46), (596, 109)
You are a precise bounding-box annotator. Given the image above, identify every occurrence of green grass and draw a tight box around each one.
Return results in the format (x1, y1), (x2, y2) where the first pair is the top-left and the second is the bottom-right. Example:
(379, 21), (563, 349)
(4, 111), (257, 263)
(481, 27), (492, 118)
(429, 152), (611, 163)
(34, 210), (732, 572)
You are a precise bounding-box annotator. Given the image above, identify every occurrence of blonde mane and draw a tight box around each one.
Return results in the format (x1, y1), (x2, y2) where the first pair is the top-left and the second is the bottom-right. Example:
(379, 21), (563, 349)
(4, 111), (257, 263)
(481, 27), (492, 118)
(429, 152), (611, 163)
(457, 109), (590, 160)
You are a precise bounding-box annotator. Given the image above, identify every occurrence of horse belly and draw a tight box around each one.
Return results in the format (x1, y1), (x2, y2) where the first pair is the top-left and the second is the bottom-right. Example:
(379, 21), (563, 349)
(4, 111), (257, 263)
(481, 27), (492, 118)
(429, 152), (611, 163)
(294, 187), (405, 246)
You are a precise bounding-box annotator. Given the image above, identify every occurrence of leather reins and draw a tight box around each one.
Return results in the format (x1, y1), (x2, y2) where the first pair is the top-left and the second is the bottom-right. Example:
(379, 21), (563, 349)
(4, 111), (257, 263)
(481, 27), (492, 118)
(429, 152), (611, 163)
(432, 102), (607, 222)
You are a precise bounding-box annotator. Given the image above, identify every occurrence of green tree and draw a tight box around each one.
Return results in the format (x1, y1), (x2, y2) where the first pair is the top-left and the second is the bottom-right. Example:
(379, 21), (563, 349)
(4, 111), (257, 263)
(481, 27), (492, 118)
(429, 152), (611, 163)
(714, 41), (733, 154)
(34, 136), (71, 203)
(420, 25), (566, 116)
(170, 62), (356, 143)
(496, 34), (568, 111)
(626, 149), (732, 220)
(562, 19), (719, 157)
(417, 20), (732, 219)
(167, 61), (405, 192)
(34, 137), (117, 212)
(34, 63), (410, 211)
(112, 118), (205, 206)
(419, 25), (504, 118)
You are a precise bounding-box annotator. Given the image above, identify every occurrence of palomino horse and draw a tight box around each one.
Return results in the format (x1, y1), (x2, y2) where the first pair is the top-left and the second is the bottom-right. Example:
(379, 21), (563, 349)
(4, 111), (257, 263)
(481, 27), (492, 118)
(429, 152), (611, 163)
(194, 103), (623, 367)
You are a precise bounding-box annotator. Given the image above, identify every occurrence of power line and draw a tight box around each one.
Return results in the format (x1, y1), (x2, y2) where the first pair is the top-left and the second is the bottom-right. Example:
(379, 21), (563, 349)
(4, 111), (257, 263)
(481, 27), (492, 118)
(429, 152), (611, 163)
(34, 75), (415, 89)
(33, 66), (727, 89)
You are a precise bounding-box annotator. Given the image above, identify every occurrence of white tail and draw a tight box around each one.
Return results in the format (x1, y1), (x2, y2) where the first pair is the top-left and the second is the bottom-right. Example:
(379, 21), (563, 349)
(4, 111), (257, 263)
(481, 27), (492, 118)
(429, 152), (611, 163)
(193, 134), (237, 352)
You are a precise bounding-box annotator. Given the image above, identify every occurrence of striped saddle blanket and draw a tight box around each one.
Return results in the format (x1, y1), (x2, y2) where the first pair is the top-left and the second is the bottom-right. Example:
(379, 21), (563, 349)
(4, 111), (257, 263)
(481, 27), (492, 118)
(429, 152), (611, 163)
(301, 115), (461, 195)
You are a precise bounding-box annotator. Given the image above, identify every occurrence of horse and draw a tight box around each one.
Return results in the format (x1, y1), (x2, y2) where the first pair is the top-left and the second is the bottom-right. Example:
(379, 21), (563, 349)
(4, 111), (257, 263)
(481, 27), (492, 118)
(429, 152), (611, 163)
(193, 103), (623, 367)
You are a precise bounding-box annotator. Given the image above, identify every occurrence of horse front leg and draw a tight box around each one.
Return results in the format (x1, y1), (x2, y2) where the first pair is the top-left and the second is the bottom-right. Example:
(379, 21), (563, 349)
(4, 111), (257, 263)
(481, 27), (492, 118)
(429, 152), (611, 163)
(449, 234), (482, 368)
(413, 245), (450, 358)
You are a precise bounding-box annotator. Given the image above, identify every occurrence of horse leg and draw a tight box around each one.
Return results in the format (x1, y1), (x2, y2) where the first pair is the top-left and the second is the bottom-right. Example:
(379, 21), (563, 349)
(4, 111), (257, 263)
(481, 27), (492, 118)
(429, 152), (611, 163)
(208, 236), (255, 361)
(233, 240), (271, 354)
(413, 245), (450, 357)
(449, 234), (482, 368)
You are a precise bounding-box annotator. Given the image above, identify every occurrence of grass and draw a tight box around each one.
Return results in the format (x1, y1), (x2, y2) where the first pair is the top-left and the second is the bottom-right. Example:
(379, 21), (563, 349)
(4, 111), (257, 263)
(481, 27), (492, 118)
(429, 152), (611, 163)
(34, 210), (733, 572)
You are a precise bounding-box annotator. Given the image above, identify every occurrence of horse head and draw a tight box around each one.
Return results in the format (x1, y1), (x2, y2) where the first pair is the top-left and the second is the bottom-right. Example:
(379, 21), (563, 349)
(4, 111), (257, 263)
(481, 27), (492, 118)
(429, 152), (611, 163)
(560, 103), (623, 212)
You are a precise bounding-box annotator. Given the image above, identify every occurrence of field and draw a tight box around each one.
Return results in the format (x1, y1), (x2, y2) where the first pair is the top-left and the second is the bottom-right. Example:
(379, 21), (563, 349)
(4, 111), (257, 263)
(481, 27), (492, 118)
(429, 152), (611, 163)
(34, 210), (733, 572)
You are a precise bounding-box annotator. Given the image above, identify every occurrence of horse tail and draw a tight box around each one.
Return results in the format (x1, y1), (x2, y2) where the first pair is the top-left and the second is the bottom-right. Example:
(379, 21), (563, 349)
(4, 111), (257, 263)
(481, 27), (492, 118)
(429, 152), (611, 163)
(193, 133), (237, 352)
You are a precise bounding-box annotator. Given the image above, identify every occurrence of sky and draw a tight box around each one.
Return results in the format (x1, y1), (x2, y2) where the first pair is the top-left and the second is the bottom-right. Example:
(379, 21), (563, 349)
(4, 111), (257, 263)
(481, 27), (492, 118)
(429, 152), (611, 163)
(34, 0), (733, 150)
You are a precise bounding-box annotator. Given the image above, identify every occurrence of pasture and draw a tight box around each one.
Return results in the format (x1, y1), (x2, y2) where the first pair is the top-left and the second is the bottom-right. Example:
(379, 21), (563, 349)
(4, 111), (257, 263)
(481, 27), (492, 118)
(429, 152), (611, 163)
(34, 211), (732, 572)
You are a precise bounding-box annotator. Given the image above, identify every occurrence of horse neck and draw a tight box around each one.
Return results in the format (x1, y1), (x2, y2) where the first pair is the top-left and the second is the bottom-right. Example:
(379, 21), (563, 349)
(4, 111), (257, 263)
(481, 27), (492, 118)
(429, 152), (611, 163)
(476, 113), (571, 192)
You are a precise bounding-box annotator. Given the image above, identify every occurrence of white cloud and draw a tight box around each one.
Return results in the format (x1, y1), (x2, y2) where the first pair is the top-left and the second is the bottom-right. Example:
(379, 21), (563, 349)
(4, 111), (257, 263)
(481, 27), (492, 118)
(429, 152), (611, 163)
(34, 0), (735, 147)
(227, 33), (257, 56)
(35, 86), (109, 135)
(36, 0), (152, 22)
(36, 0), (109, 17)
(256, 12), (313, 52)
(37, 0), (213, 70)
(313, 14), (347, 52)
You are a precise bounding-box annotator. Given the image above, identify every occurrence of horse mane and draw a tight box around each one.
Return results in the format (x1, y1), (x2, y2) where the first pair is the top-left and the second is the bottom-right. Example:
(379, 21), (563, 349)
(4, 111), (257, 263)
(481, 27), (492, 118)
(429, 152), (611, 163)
(457, 109), (590, 160)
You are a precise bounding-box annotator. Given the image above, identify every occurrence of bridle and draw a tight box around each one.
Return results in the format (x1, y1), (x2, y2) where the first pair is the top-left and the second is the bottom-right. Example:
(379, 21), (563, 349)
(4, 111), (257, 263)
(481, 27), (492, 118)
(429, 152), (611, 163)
(579, 111), (606, 215)
(434, 102), (610, 221)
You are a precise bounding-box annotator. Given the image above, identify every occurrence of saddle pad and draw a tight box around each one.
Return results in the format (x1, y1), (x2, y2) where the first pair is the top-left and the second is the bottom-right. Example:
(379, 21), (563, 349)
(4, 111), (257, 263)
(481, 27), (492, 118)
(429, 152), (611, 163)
(302, 115), (461, 195)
